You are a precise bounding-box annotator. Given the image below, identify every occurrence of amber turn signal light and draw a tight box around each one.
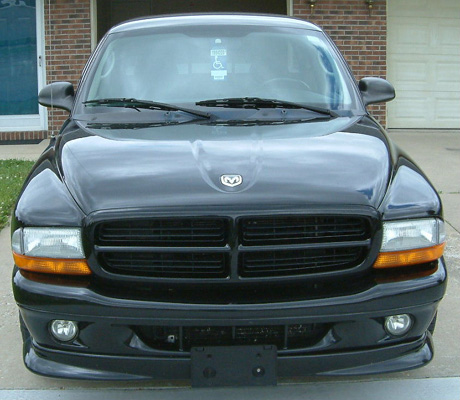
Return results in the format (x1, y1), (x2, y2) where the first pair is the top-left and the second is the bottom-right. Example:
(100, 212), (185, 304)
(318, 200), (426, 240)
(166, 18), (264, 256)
(373, 243), (445, 269)
(13, 253), (92, 276)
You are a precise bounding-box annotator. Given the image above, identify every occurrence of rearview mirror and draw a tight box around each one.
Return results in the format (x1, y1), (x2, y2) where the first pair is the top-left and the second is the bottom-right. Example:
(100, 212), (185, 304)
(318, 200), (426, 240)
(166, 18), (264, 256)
(359, 77), (395, 106)
(38, 82), (75, 112)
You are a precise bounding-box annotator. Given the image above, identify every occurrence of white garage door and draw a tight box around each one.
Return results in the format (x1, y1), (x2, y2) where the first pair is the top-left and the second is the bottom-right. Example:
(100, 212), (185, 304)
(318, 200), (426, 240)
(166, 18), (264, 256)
(387, 0), (460, 129)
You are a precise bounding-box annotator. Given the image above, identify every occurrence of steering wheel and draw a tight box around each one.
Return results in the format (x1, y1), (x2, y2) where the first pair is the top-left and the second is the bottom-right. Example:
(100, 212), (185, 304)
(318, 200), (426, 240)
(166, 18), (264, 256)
(262, 77), (310, 90)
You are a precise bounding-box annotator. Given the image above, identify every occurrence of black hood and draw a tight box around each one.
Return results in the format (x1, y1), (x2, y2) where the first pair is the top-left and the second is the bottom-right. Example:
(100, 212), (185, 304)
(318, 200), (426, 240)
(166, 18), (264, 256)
(59, 117), (391, 215)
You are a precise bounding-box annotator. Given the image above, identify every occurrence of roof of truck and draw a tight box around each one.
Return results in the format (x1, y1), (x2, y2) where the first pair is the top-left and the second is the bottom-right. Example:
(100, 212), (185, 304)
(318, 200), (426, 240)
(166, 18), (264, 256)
(109, 13), (321, 35)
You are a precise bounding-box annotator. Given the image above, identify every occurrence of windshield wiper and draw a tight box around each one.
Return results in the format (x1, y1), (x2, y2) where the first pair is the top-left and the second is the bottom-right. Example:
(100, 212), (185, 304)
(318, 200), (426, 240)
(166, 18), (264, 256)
(83, 98), (211, 119)
(196, 97), (339, 117)
(85, 120), (201, 130)
(206, 118), (327, 126)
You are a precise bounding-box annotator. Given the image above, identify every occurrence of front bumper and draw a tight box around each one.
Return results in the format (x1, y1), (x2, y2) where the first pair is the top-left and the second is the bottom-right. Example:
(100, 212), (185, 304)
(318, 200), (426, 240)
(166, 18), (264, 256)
(23, 334), (434, 380)
(13, 259), (447, 382)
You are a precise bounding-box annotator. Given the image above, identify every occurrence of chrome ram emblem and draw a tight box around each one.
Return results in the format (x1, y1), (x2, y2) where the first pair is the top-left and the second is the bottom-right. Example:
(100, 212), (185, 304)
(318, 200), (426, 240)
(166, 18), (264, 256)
(220, 174), (243, 187)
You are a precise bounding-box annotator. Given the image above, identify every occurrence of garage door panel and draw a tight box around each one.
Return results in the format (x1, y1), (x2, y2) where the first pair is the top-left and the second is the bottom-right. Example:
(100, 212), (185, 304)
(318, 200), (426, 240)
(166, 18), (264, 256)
(437, 62), (460, 92)
(388, 20), (429, 54)
(389, 96), (429, 121)
(388, 0), (458, 18)
(389, 19), (459, 56)
(435, 95), (460, 124)
(389, 93), (460, 129)
(390, 56), (460, 92)
(389, 0), (430, 18)
(388, 0), (460, 128)
(437, 23), (460, 53)
(435, 3), (460, 18)
(387, 59), (429, 89)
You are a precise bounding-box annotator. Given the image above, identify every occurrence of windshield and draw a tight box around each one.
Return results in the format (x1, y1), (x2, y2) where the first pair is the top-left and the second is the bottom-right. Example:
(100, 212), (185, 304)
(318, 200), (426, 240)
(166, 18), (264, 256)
(78, 25), (361, 114)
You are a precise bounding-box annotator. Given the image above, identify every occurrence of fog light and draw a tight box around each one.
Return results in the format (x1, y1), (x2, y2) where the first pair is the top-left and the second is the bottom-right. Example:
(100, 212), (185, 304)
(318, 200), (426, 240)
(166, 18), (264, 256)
(50, 320), (78, 342)
(384, 314), (412, 336)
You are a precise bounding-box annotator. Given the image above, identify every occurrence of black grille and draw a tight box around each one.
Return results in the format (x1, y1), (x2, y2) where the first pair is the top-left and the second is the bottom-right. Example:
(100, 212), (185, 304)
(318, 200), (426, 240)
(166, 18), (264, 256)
(96, 218), (228, 247)
(136, 323), (328, 352)
(93, 215), (372, 280)
(240, 247), (366, 277)
(240, 216), (369, 246)
(100, 252), (228, 278)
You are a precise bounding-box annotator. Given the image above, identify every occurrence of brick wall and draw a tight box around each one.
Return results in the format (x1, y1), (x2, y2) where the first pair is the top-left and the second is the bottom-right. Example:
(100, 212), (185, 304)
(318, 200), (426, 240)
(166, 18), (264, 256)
(293, 0), (387, 126)
(44, 0), (92, 137)
(0, 130), (48, 142)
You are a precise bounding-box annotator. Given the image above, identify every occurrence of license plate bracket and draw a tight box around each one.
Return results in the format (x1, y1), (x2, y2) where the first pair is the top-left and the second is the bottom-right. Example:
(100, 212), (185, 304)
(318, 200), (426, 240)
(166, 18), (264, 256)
(191, 345), (277, 387)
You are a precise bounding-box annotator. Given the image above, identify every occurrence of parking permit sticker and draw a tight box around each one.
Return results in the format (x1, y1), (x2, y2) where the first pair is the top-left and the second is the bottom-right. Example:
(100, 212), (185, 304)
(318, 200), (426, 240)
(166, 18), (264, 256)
(211, 39), (227, 80)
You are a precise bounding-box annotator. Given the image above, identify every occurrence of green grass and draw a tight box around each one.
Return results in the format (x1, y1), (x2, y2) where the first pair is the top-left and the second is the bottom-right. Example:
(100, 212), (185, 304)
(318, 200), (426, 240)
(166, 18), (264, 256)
(0, 160), (35, 230)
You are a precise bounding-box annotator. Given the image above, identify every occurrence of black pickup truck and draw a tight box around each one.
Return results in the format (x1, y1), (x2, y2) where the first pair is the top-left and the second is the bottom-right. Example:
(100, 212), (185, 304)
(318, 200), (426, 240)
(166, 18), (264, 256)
(11, 14), (446, 386)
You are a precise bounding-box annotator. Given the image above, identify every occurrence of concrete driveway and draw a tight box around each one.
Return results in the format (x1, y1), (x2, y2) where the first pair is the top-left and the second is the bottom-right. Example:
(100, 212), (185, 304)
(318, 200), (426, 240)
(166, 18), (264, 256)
(0, 130), (459, 396)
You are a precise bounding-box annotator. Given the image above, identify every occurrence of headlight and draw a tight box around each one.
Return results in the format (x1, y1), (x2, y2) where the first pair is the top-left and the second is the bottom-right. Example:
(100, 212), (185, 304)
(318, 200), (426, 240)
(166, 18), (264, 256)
(14, 227), (85, 258)
(12, 227), (91, 276)
(381, 219), (445, 252)
(373, 218), (445, 269)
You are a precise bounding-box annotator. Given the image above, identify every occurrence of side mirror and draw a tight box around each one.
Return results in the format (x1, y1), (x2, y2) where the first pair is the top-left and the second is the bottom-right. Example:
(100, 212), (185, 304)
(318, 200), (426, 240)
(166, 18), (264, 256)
(359, 77), (395, 106)
(38, 82), (75, 112)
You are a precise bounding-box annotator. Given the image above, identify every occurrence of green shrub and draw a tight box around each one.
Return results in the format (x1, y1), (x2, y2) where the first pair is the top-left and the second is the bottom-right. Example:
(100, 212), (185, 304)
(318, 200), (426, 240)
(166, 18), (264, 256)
(0, 160), (35, 230)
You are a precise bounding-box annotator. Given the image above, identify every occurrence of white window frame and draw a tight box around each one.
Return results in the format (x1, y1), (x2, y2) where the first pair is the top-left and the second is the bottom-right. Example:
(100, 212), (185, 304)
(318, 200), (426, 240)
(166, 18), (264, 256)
(287, 0), (293, 16)
(0, 0), (47, 132)
(91, 0), (97, 50)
